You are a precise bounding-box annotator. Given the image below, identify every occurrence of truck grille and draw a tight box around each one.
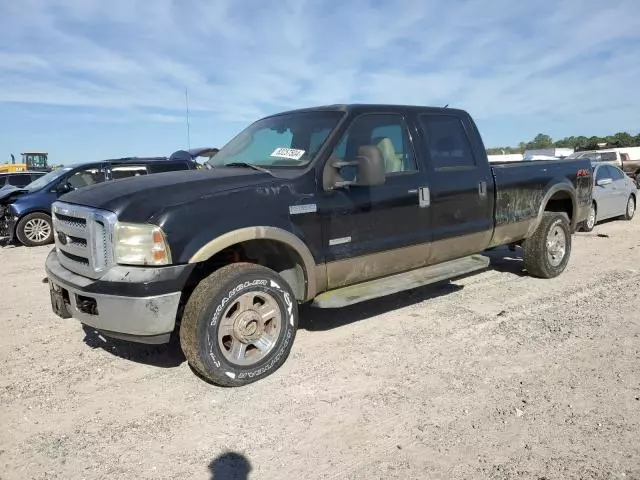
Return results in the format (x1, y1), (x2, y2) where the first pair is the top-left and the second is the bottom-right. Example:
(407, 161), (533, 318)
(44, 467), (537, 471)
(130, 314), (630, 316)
(52, 202), (117, 279)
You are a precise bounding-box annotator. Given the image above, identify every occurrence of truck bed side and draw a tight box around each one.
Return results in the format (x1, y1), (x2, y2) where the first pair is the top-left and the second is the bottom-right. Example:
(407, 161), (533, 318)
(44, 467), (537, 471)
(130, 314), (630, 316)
(488, 159), (593, 247)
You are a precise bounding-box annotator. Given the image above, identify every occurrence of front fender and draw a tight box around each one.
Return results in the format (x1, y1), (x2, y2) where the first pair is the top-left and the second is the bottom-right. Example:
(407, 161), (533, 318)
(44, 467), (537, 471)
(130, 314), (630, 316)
(186, 226), (319, 300)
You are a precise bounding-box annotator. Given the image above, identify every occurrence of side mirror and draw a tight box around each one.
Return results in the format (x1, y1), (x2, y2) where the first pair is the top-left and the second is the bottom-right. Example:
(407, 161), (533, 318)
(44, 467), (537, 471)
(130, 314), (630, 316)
(596, 178), (612, 186)
(56, 182), (73, 195)
(323, 145), (386, 191)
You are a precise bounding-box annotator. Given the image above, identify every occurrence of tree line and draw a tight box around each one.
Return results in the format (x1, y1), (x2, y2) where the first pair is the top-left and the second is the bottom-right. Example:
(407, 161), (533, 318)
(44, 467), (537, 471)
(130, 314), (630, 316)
(486, 131), (640, 155)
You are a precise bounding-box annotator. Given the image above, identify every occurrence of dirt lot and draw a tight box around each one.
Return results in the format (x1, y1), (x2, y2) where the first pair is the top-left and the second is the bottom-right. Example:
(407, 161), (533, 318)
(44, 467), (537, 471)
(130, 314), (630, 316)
(1, 217), (639, 480)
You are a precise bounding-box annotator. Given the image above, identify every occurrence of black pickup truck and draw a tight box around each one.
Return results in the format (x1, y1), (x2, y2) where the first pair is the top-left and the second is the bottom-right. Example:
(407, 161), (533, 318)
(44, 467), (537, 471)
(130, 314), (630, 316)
(45, 104), (593, 387)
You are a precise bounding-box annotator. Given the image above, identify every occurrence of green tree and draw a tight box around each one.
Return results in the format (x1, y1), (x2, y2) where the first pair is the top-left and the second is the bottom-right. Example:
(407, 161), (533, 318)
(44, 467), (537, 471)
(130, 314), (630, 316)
(526, 133), (554, 150)
(610, 132), (635, 147)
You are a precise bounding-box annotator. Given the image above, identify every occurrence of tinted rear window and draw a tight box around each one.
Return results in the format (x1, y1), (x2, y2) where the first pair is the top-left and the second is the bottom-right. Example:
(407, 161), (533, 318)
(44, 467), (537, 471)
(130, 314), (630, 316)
(418, 114), (477, 169)
(7, 174), (33, 187)
(147, 162), (190, 173)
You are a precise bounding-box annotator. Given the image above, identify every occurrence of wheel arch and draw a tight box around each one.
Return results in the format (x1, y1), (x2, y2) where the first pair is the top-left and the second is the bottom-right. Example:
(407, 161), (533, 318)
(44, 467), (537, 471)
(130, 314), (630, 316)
(187, 227), (319, 301)
(528, 183), (578, 236)
(12, 209), (53, 234)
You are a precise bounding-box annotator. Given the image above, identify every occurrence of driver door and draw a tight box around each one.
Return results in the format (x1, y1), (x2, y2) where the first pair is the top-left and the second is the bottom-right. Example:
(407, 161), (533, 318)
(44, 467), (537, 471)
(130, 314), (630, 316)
(318, 112), (432, 289)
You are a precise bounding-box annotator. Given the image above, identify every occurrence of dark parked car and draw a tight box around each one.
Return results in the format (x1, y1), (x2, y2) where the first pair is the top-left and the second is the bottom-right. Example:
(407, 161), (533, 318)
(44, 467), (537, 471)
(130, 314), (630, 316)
(45, 104), (593, 387)
(0, 171), (47, 188)
(1, 156), (197, 246)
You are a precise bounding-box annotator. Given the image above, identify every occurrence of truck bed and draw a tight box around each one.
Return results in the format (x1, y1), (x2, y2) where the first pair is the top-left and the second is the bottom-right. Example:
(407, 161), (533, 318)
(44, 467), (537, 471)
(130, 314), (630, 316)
(489, 159), (593, 247)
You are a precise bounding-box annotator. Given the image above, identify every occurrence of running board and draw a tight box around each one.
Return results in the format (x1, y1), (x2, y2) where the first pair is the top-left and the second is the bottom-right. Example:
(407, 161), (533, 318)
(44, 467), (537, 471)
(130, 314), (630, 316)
(312, 254), (490, 309)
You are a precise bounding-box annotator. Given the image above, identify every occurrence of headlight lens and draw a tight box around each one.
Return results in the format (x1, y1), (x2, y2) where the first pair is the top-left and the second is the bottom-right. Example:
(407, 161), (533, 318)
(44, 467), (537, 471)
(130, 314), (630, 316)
(114, 223), (171, 266)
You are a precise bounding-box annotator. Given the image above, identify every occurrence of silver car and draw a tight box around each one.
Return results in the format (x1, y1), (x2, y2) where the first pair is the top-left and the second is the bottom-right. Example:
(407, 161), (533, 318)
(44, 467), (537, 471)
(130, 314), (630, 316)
(581, 163), (637, 231)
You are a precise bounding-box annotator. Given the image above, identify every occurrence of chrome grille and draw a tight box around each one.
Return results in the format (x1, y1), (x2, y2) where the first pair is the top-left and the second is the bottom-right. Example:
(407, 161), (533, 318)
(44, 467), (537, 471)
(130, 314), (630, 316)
(52, 202), (117, 279)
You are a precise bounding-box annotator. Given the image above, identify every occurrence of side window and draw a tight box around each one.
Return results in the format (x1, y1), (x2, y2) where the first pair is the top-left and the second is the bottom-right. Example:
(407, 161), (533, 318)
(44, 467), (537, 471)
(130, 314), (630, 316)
(66, 168), (106, 189)
(595, 167), (608, 182)
(110, 165), (148, 179)
(608, 166), (625, 180)
(8, 175), (31, 187)
(418, 114), (477, 169)
(331, 114), (417, 177)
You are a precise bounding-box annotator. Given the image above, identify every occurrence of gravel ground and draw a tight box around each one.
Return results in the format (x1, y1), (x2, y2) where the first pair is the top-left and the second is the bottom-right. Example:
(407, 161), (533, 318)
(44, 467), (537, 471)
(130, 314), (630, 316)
(1, 217), (639, 480)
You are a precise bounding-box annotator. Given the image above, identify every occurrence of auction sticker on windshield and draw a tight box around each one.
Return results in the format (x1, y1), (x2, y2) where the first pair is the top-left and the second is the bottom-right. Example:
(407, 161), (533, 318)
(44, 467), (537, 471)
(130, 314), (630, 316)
(270, 148), (306, 161)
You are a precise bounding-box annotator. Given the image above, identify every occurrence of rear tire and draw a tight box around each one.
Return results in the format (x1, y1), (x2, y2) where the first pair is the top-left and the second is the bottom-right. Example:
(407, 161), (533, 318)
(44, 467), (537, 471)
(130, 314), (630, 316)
(523, 212), (572, 279)
(580, 202), (597, 232)
(179, 263), (299, 387)
(623, 194), (635, 221)
(15, 212), (54, 247)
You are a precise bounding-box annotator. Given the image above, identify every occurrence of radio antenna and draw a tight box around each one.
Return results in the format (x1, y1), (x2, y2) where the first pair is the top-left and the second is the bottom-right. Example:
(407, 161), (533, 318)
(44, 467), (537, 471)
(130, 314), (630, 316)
(185, 88), (191, 150)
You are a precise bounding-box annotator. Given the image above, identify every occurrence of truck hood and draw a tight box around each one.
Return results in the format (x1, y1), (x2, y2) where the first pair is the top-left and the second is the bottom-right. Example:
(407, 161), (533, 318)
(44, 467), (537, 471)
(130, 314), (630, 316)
(59, 167), (272, 223)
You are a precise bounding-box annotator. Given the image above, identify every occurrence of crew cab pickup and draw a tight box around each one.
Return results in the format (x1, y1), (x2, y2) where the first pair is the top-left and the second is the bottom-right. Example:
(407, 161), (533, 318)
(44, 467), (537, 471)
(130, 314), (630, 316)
(45, 104), (593, 387)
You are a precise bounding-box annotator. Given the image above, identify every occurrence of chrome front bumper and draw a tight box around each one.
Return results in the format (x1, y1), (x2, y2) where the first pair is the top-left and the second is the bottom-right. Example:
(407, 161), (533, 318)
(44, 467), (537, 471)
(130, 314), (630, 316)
(45, 250), (186, 344)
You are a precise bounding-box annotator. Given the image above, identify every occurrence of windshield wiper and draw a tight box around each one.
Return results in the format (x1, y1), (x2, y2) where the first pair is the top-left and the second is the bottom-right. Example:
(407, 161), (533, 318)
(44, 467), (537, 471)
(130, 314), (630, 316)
(224, 162), (273, 175)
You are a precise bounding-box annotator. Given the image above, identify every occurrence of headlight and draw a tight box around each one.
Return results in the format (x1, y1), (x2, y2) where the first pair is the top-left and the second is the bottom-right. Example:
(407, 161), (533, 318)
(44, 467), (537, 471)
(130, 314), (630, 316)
(114, 222), (172, 266)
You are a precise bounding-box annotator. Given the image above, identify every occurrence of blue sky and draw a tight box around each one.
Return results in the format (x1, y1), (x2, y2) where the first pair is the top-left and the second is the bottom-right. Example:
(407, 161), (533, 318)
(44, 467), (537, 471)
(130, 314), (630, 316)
(1, 0), (639, 165)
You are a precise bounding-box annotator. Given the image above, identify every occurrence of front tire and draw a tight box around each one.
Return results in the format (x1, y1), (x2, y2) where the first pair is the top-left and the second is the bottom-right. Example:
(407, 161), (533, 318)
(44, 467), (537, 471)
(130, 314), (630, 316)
(623, 195), (635, 221)
(180, 263), (299, 387)
(523, 212), (572, 279)
(15, 212), (54, 246)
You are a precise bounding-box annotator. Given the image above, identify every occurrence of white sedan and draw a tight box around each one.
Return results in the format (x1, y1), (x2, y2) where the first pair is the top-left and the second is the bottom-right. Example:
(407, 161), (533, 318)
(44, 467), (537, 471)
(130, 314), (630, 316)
(581, 163), (637, 232)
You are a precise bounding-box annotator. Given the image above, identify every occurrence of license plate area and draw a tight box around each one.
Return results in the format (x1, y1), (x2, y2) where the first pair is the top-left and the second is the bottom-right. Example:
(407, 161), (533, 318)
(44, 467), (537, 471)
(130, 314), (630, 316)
(49, 282), (72, 319)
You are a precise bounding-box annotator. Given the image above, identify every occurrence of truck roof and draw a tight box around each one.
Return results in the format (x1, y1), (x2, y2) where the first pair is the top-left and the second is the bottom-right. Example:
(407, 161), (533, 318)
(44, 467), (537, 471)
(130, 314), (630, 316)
(266, 103), (467, 118)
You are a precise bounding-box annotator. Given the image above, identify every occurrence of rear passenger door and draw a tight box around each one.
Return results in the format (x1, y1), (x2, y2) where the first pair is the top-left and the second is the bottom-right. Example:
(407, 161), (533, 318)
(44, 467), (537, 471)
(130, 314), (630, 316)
(594, 165), (616, 219)
(607, 166), (630, 214)
(415, 113), (494, 264)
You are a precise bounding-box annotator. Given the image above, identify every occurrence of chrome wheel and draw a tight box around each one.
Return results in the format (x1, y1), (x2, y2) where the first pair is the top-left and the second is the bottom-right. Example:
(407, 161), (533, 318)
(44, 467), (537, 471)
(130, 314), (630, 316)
(23, 218), (51, 243)
(217, 291), (282, 366)
(586, 205), (596, 230)
(546, 223), (567, 267)
(627, 197), (635, 218)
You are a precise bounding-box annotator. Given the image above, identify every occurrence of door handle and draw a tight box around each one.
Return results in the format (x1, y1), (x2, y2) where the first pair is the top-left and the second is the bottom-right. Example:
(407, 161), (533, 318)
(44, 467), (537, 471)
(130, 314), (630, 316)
(419, 186), (430, 208)
(478, 181), (487, 197)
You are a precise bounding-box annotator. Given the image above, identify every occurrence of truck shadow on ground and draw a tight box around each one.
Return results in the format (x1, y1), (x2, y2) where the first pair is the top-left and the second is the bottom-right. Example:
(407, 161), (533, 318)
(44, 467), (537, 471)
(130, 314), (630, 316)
(482, 247), (527, 277)
(80, 250), (526, 367)
(81, 326), (186, 368)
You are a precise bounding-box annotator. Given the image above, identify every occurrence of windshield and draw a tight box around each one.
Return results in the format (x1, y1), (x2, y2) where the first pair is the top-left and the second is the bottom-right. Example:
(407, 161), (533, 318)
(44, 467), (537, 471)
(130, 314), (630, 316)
(25, 167), (72, 191)
(208, 111), (344, 169)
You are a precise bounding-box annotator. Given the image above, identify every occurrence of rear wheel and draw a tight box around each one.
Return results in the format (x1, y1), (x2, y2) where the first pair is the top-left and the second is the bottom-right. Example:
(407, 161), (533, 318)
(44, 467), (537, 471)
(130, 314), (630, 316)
(581, 202), (597, 232)
(523, 212), (572, 279)
(16, 212), (53, 247)
(623, 195), (635, 220)
(180, 263), (299, 387)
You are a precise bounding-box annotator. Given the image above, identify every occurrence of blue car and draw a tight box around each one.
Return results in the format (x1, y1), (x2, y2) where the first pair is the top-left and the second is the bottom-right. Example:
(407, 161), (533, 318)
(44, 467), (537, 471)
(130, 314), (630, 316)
(0, 156), (197, 246)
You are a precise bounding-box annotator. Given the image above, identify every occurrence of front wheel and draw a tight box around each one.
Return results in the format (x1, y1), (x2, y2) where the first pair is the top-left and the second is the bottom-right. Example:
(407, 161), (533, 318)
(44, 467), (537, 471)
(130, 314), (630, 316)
(623, 195), (635, 221)
(15, 212), (54, 246)
(522, 212), (572, 279)
(180, 263), (299, 387)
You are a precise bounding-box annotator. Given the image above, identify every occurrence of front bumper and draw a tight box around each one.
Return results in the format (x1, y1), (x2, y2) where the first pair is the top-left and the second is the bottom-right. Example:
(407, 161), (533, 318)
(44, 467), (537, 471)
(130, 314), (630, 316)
(45, 250), (194, 344)
(0, 214), (16, 240)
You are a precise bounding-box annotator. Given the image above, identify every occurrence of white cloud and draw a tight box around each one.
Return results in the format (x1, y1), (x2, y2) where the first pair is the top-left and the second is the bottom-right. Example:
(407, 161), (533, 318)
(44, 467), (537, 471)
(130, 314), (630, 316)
(0, 0), (639, 144)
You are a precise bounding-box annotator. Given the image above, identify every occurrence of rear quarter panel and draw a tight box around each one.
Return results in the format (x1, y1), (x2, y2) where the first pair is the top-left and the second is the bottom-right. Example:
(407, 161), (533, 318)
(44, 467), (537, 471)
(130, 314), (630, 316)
(489, 159), (592, 247)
